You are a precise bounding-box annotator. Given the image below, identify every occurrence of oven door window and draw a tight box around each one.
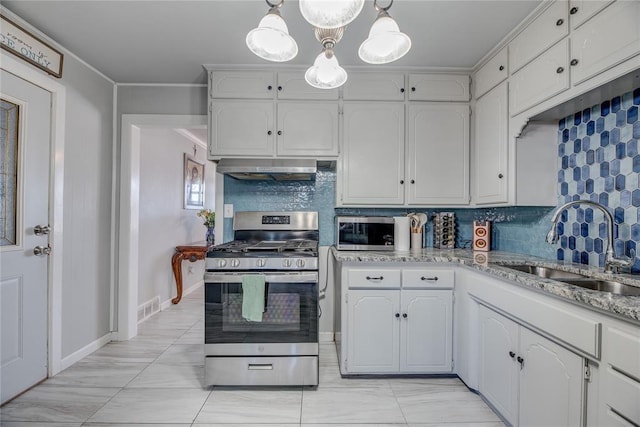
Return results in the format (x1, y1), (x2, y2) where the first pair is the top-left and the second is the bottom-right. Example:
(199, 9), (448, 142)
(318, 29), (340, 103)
(205, 280), (317, 344)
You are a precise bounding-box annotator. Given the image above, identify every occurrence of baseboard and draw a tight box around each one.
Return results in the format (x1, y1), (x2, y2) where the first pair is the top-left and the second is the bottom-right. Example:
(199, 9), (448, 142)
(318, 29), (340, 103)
(58, 332), (114, 372)
(160, 280), (203, 311)
(319, 332), (334, 343)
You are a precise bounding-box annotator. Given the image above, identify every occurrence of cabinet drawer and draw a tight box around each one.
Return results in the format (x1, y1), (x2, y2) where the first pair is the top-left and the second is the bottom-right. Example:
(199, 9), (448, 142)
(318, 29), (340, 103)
(474, 47), (508, 99)
(509, 0), (569, 73)
(604, 367), (640, 425)
(606, 326), (640, 380)
(342, 72), (406, 101)
(348, 269), (401, 288)
(402, 269), (454, 289)
(408, 74), (470, 101)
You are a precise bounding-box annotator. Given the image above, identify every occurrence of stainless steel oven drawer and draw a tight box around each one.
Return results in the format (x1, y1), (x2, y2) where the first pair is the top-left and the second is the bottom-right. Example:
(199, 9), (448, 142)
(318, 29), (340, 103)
(205, 356), (318, 386)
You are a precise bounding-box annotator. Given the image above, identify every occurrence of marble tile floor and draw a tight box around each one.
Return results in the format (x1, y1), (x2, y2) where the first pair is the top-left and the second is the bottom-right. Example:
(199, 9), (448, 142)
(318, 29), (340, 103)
(0, 286), (504, 427)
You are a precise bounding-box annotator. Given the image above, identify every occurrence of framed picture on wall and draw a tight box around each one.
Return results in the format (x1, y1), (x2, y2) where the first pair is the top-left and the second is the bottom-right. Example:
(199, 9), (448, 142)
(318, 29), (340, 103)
(183, 154), (205, 209)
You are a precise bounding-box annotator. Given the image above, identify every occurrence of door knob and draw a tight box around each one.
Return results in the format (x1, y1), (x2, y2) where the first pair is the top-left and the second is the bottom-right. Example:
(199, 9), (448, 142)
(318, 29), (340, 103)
(34, 245), (52, 256)
(34, 225), (51, 235)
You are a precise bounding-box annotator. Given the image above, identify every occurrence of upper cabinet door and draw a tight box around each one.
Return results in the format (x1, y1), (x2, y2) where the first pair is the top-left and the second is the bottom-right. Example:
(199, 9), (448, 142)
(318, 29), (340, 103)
(407, 103), (470, 205)
(276, 102), (339, 157)
(408, 74), (470, 101)
(276, 71), (339, 100)
(210, 71), (275, 99)
(209, 100), (274, 157)
(568, 0), (614, 29)
(340, 102), (405, 205)
(342, 72), (406, 101)
(509, 0), (569, 74)
(570, 0), (640, 86)
(474, 47), (508, 99)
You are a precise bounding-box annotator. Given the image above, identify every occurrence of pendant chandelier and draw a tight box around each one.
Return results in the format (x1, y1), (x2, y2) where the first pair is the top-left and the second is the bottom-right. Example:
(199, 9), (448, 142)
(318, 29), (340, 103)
(246, 0), (411, 89)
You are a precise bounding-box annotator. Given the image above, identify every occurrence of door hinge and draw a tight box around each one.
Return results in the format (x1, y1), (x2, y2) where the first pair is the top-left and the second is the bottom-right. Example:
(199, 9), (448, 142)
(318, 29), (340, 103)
(469, 105), (473, 116)
(345, 292), (348, 304)
(584, 363), (591, 382)
(451, 359), (455, 370)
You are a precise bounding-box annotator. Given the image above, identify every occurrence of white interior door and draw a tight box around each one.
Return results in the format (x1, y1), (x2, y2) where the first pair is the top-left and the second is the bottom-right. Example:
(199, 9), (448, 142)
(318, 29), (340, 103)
(1, 69), (51, 404)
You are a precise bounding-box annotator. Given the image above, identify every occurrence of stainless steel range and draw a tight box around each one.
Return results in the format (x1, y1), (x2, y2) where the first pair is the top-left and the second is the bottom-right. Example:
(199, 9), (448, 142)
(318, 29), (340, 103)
(204, 211), (319, 386)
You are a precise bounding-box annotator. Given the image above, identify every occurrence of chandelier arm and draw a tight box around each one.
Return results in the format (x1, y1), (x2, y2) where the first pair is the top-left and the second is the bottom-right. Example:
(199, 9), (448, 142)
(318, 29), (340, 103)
(265, 0), (284, 9)
(373, 0), (393, 12)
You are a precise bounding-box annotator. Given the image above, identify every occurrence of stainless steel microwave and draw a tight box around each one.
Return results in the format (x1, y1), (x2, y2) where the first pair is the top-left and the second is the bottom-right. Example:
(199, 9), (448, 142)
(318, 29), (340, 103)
(336, 216), (395, 251)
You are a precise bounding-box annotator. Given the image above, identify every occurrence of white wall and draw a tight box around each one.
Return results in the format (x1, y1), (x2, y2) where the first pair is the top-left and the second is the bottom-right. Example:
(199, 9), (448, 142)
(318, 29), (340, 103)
(138, 128), (215, 305)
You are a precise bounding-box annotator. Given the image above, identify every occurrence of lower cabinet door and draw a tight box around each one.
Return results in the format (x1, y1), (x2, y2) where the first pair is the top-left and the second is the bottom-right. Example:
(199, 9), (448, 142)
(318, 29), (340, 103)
(518, 327), (584, 427)
(346, 290), (400, 373)
(479, 305), (520, 426)
(400, 290), (453, 372)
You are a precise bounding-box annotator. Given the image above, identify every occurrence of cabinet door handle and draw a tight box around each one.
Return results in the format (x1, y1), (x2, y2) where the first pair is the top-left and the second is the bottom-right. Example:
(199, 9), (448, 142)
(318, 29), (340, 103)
(556, 18), (564, 26)
(400, 180), (404, 184)
(366, 276), (384, 281)
(267, 85), (273, 90)
(498, 173), (504, 179)
(421, 276), (438, 281)
(570, 59), (579, 66)
(277, 86), (283, 91)
(410, 179), (415, 184)
(267, 130), (272, 135)
(395, 313), (400, 318)
(556, 67), (565, 74)
(517, 356), (524, 368)
(402, 313), (408, 318)
(411, 87), (416, 92)
(277, 130), (282, 135)
(509, 351), (516, 359)
(499, 65), (505, 71)
(570, 6), (578, 15)
(400, 88), (405, 93)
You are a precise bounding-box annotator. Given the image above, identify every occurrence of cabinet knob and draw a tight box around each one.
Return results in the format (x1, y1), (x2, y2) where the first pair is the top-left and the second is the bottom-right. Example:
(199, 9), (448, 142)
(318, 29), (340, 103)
(570, 6), (578, 15)
(267, 85), (273, 90)
(410, 179), (415, 184)
(499, 65), (505, 71)
(400, 88), (405, 93)
(277, 86), (282, 91)
(509, 351), (516, 359)
(517, 356), (524, 368)
(267, 130), (272, 135)
(556, 67), (565, 74)
(498, 173), (504, 179)
(395, 313), (400, 318)
(570, 59), (579, 66)
(556, 18), (564, 26)
(411, 87), (416, 92)
(277, 130), (282, 135)
(402, 313), (408, 318)
(400, 180), (405, 184)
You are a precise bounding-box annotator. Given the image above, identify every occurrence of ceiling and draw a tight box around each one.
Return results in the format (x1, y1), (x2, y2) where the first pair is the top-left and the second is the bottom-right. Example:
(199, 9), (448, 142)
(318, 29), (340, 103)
(2, 0), (542, 85)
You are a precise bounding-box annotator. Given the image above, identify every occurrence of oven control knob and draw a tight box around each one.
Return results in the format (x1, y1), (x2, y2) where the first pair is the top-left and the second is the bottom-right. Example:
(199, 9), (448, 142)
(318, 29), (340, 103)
(230, 259), (240, 268)
(282, 259), (292, 268)
(217, 259), (227, 268)
(256, 259), (266, 268)
(296, 259), (306, 268)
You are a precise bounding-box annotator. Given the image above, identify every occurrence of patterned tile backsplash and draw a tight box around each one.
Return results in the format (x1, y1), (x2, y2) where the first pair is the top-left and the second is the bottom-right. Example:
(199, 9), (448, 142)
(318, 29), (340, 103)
(557, 88), (640, 273)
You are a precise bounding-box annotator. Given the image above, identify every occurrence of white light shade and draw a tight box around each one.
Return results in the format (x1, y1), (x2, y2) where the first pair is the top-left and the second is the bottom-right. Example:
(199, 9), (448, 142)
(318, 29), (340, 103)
(305, 51), (348, 89)
(299, 0), (364, 29)
(246, 10), (298, 62)
(358, 14), (411, 64)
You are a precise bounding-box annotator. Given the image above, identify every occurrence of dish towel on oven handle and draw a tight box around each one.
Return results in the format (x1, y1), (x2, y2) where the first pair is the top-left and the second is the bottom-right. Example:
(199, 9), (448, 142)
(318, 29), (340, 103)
(242, 275), (266, 322)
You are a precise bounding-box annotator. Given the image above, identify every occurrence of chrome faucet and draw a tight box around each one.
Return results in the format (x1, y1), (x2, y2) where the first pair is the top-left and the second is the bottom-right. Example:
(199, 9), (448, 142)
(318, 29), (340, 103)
(546, 200), (629, 273)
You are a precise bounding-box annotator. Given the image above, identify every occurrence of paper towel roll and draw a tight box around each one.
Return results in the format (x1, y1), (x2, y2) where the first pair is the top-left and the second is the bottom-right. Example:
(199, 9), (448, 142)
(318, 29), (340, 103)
(394, 216), (410, 252)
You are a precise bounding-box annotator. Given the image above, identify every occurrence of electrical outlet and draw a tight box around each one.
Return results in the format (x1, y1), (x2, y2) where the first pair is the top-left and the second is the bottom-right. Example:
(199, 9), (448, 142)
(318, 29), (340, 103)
(224, 204), (233, 218)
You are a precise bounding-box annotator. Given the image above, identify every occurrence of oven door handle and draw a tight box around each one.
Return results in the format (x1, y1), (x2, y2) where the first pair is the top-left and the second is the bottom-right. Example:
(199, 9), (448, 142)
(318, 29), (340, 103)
(204, 272), (318, 284)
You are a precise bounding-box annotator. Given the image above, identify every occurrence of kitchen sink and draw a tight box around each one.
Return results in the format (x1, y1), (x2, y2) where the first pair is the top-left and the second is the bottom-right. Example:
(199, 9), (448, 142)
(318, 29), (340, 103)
(561, 279), (640, 296)
(496, 263), (640, 296)
(498, 264), (586, 280)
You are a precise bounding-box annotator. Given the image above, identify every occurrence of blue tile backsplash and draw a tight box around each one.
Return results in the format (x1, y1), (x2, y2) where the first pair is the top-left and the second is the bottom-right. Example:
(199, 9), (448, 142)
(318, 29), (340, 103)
(557, 88), (640, 273)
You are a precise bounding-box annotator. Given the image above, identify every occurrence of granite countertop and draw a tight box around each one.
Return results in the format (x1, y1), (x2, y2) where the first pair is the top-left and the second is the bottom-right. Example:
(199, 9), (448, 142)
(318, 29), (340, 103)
(331, 247), (640, 323)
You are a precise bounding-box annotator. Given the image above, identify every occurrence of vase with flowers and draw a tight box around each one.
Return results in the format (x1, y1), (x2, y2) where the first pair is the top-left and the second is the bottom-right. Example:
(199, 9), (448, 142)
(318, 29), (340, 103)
(197, 209), (216, 245)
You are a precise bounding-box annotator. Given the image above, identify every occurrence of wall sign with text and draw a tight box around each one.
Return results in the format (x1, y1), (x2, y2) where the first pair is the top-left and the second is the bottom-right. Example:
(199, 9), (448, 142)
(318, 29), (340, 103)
(0, 15), (63, 78)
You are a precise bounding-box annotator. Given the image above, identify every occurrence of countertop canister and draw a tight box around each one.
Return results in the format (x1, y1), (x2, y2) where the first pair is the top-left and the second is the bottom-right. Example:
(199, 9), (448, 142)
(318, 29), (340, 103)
(394, 216), (410, 252)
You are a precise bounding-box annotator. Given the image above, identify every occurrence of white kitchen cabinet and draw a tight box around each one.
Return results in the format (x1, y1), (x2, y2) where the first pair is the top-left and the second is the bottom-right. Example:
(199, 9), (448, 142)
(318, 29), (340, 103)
(568, 0), (614, 29)
(342, 72), (406, 101)
(276, 71), (339, 100)
(407, 103), (469, 205)
(479, 305), (585, 427)
(569, 0), (640, 86)
(509, 0), (569, 74)
(474, 47), (508, 99)
(209, 100), (339, 158)
(408, 74), (470, 102)
(473, 82), (509, 204)
(339, 264), (454, 375)
(509, 38), (570, 116)
(339, 102), (405, 205)
(276, 102), (339, 157)
(209, 70), (275, 99)
(209, 100), (274, 157)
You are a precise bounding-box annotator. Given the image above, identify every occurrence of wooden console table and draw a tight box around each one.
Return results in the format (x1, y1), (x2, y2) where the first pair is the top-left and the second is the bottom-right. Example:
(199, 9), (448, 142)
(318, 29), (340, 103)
(171, 242), (210, 304)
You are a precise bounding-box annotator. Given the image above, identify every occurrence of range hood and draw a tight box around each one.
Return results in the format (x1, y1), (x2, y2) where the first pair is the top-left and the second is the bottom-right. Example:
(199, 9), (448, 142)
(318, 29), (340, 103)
(216, 158), (318, 181)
